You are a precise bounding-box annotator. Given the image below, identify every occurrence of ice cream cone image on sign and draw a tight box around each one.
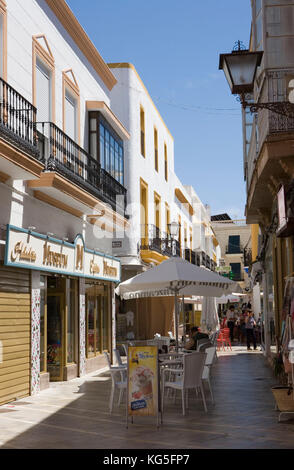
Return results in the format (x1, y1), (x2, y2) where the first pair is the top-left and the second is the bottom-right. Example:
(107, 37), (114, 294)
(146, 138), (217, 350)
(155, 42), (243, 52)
(128, 346), (158, 416)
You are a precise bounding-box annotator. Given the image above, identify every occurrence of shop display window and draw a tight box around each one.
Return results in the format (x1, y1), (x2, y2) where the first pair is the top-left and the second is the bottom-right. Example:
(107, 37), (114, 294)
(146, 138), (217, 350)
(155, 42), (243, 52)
(86, 282), (111, 357)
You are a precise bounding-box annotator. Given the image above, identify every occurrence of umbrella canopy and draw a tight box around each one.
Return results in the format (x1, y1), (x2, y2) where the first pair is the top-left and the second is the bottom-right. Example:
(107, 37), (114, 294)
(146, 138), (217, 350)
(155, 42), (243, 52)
(201, 297), (220, 333)
(116, 257), (237, 350)
(117, 257), (237, 300)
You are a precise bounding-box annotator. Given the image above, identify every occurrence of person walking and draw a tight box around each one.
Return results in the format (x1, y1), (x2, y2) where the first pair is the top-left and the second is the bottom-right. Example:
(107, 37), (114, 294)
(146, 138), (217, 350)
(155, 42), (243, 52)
(245, 311), (257, 350)
(226, 305), (237, 343)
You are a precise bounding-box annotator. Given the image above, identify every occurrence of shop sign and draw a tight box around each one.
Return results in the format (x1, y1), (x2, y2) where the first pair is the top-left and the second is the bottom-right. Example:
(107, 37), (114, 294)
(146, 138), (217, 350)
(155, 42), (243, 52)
(127, 346), (159, 422)
(5, 225), (120, 282)
(216, 266), (230, 273)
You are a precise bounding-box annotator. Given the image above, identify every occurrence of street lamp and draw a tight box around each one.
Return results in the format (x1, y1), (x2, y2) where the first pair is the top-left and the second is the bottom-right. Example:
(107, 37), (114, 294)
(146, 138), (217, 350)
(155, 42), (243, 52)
(219, 41), (294, 117)
(167, 221), (181, 257)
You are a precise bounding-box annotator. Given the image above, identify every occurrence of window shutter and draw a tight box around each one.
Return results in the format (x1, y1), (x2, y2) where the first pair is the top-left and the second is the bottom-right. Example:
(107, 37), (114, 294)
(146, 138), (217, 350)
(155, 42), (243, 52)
(65, 91), (76, 141)
(36, 60), (51, 124)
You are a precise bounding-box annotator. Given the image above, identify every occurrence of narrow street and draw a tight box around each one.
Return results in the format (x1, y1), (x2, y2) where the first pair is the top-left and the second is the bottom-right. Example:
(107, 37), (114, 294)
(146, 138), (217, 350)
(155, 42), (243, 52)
(1, 347), (293, 450)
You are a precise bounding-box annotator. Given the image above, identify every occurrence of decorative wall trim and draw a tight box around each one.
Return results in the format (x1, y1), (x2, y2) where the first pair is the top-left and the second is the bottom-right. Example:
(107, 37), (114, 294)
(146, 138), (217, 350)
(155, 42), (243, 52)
(44, 0), (117, 91)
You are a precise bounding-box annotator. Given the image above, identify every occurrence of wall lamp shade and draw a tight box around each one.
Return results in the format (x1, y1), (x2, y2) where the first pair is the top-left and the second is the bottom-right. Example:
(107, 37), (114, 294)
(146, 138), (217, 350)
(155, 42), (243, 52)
(168, 221), (180, 238)
(219, 50), (263, 95)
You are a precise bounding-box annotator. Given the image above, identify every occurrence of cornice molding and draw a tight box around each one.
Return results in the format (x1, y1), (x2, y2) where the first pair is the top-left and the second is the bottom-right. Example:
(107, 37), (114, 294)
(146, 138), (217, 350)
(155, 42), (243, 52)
(45, 0), (117, 91)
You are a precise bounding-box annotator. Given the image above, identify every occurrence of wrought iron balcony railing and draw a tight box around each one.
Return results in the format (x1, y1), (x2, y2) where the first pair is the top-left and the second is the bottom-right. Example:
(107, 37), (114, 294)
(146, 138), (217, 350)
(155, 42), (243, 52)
(0, 77), (40, 159)
(226, 243), (244, 254)
(184, 248), (196, 265)
(140, 224), (162, 253)
(243, 248), (252, 267)
(37, 122), (127, 214)
(140, 225), (181, 257)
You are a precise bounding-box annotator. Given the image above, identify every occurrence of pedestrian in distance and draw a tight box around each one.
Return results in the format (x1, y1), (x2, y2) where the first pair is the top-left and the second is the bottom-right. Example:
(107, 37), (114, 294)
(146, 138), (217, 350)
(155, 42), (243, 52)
(226, 305), (237, 343)
(245, 311), (257, 350)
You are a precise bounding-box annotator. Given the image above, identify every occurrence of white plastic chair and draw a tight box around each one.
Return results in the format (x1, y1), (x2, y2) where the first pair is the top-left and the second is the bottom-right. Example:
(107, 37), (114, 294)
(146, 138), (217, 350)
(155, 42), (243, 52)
(161, 351), (207, 416)
(113, 348), (126, 368)
(103, 352), (127, 414)
(202, 346), (216, 403)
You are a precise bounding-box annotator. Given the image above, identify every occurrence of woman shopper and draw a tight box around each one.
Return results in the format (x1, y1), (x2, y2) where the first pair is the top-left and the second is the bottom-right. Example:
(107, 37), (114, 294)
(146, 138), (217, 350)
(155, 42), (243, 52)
(245, 311), (257, 350)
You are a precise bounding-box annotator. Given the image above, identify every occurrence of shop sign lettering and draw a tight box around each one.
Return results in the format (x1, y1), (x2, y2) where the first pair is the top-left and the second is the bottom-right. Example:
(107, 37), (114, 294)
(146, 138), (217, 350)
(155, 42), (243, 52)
(103, 261), (117, 277)
(90, 259), (100, 275)
(43, 244), (68, 269)
(11, 241), (37, 263)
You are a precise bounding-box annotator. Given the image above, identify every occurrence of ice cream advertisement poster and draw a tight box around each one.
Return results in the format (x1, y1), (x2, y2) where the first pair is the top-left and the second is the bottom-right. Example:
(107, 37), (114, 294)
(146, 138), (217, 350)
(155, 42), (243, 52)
(127, 346), (158, 416)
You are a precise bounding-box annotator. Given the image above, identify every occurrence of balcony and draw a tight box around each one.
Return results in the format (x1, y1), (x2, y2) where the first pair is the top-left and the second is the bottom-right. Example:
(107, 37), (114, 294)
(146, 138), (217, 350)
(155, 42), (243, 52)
(0, 77), (43, 180)
(226, 244), (244, 254)
(36, 122), (126, 214)
(243, 248), (252, 267)
(184, 249), (196, 265)
(140, 225), (181, 262)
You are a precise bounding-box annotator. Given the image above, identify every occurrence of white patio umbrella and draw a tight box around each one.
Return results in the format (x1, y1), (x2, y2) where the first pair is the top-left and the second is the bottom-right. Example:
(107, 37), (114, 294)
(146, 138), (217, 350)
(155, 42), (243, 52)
(116, 257), (237, 350)
(201, 297), (220, 333)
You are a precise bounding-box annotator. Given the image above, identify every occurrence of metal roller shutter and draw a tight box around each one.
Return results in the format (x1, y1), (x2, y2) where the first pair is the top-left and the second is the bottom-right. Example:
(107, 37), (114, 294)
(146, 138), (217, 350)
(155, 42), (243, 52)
(0, 266), (30, 405)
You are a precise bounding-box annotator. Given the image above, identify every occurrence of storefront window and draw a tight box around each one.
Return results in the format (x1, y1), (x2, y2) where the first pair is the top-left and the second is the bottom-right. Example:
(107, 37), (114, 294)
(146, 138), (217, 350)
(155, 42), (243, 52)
(40, 275), (46, 373)
(86, 282), (111, 357)
(67, 279), (77, 364)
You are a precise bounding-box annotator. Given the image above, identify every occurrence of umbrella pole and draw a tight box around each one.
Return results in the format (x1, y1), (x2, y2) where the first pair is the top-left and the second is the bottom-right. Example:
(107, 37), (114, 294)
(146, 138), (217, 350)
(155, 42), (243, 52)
(174, 289), (179, 352)
(182, 295), (185, 346)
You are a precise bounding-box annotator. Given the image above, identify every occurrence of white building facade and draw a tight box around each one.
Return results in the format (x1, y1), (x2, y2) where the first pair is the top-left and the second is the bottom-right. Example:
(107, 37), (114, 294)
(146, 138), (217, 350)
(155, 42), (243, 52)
(108, 63), (219, 342)
(0, 0), (129, 405)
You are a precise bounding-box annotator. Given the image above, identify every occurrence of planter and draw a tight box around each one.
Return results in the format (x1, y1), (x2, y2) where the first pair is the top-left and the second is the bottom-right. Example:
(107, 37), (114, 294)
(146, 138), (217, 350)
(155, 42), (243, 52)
(272, 386), (294, 412)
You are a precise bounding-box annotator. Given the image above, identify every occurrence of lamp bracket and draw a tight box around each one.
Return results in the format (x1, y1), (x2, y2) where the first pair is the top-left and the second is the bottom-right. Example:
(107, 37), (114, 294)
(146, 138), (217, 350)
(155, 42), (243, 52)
(241, 97), (294, 118)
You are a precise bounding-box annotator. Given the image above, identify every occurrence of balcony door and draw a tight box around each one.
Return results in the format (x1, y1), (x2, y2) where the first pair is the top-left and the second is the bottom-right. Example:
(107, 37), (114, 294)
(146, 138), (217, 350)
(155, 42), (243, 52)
(65, 90), (77, 142)
(36, 59), (51, 135)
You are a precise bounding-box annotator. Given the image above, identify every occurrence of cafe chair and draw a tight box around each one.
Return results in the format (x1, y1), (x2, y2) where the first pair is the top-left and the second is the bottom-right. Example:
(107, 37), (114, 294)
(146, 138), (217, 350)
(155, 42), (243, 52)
(113, 348), (127, 368)
(103, 352), (127, 414)
(161, 352), (207, 416)
(202, 346), (216, 403)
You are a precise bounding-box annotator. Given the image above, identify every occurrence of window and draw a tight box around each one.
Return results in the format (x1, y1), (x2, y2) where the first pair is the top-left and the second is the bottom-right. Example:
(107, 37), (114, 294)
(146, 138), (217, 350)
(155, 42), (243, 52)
(227, 235), (241, 253)
(154, 127), (158, 171)
(230, 263), (242, 281)
(140, 106), (145, 157)
(33, 35), (55, 128)
(36, 59), (51, 123)
(140, 178), (148, 243)
(89, 112), (124, 185)
(65, 90), (77, 141)
(0, 1), (6, 80)
(86, 282), (111, 357)
(154, 192), (161, 232)
(63, 70), (80, 144)
(165, 203), (170, 235)
(184, 223), (187, 248)
(164, 143), (168, 181)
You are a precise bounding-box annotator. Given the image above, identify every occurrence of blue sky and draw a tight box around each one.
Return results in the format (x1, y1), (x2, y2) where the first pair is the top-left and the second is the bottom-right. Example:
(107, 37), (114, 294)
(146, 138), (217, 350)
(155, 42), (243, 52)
(67, 0), (252, 219)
